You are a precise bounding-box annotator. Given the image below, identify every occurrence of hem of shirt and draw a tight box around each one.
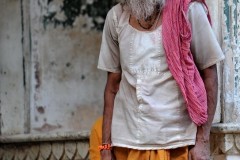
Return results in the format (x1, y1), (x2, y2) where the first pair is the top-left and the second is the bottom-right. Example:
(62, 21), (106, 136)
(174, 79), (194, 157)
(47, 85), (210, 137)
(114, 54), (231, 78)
(97, 66), (121, 73)
(199, 55), (225, 70)
(111, 140), (195, 150)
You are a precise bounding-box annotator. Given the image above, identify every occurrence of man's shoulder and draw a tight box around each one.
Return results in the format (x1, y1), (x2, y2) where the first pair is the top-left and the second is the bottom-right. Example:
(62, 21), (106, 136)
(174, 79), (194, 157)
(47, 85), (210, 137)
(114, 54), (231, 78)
(112, 3), (124, 11)
(188, 1), (208, 15)
(107, 3), (125, 17)
(105, 3), (127, 29)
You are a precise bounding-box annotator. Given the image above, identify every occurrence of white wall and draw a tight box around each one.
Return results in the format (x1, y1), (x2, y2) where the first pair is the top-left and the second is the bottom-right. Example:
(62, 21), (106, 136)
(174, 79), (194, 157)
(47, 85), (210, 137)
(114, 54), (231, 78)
(0, 0), (25, 135)
(29, 0), (106, 133)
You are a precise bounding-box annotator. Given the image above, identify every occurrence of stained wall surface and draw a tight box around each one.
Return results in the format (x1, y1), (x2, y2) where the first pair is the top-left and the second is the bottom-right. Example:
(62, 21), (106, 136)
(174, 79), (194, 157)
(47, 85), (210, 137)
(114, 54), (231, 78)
(0, 0), (25, 135)
(0, 0), (236, 135)
(222, 0), (240, 123)
(29, 0), (114, 133)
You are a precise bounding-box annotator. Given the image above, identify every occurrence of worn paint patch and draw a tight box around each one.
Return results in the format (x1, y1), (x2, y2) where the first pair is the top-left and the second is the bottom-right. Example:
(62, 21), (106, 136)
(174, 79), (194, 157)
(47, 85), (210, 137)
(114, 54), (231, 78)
(67, 105), (102, 131)
(233, 0), (240, 107)
(40, 0), (117, 30)
(34, 61), (41, 89)
(30, 2), (106, 132)
(33, 123), (62, 132)
(0, 0), (26, 135)
(222, 0), (240, 122)
(36, 106), (45, 114)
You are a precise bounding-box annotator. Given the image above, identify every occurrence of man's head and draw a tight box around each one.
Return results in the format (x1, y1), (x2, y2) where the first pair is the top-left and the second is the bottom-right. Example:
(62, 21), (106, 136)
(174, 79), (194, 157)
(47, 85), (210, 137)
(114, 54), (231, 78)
(119, 0), (165, 20)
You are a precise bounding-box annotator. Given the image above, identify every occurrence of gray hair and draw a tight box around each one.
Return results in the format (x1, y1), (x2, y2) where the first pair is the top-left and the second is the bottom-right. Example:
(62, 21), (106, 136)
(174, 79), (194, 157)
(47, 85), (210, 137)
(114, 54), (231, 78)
(123, 0), (165, 20)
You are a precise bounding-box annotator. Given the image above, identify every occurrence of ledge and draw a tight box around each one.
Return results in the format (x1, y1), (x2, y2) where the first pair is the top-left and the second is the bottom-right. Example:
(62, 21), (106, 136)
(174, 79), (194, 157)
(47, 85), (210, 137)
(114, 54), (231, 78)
(211, 123), (240, 134)
(0, 131), (90, 144)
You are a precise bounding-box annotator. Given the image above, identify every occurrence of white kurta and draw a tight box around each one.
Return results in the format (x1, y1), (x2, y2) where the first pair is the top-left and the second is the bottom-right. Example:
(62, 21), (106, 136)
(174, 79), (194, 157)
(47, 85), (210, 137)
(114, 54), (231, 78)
(98, 2), (225, 149)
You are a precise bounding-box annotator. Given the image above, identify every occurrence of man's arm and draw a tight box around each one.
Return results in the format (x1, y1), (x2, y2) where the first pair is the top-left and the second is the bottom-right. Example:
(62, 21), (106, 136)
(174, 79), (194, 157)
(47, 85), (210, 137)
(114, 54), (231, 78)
(101, 72), (121, 160)
(198, 64), (218, 142)
(189, 64), (218, 160)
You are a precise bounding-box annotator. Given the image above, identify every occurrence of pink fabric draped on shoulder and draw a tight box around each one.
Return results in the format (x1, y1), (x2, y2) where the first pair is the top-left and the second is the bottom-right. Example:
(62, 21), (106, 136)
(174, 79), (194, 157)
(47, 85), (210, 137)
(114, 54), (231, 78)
(162, 0), (211, 126)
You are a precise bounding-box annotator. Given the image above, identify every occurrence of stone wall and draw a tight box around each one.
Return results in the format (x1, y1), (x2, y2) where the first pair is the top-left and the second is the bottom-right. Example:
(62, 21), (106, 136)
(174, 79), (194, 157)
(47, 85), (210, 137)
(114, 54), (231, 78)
(0, 0), (25, 135)
(210, 0), (240, 159)
(0, 0), (118, 136)
(30, 0), (104, 134)
(0, 132), (89, 160)
(0, 0), (239, 159)
(0, 141), (89, 160)
(0, 0), (224, 136)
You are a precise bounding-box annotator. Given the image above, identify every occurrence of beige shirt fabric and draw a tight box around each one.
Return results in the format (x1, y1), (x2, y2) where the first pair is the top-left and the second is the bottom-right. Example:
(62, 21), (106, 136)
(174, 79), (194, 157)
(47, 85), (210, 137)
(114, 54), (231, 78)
(98, 2), (225, 150)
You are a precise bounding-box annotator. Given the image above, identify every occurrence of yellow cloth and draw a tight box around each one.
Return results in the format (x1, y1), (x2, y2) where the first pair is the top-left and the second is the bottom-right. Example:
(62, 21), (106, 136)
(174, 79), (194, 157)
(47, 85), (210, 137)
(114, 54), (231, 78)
(89, 117), (103, 160)
(89, 116), (188, 160)
(114, 146), (188, 160)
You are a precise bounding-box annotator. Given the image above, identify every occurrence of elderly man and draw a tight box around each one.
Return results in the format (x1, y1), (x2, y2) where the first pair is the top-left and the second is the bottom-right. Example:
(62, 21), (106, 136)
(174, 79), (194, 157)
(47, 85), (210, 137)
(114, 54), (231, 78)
(97, 0), (225, 159)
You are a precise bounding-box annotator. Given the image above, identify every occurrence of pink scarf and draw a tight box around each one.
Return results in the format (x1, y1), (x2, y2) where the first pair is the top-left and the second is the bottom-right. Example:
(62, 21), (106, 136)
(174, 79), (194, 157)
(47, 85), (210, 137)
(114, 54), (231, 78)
(162, 0), (211, 126)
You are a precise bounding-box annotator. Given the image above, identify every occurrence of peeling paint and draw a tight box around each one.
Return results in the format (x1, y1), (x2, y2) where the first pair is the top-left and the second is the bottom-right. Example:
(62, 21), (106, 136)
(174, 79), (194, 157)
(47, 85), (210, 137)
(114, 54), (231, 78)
(33, 123), (62, 132)
(34, 61), (41, 89)
(40, 0), (117, 30)
(1, 0), (238, 137)
(36, 106), (45, 114)
(0, 0), (25, 135)
(222, 0), (240, 122)
(66, 62), (71, 67)
(233, 0), (240, 106)
(30, 0), (107, 133)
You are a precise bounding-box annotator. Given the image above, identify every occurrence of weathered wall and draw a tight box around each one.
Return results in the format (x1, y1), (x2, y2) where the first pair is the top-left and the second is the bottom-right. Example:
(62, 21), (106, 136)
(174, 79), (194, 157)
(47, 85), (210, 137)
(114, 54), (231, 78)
(222, 0), (240, 123)
(210, 1), (240, 159)
(1, 0), (240, 159)
(0, 0), (227, 135)
(28, 0), (224, 134)
(206, 0), (222, 123)
(0, 0), (25, 135)
(30, 0), (116, 133)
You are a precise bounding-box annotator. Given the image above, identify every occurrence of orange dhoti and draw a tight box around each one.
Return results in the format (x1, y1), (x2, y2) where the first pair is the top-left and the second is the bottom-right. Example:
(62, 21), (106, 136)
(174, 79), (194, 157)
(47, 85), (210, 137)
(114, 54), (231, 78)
(89, 117), (189, 160)
(114, 146), (188, 160)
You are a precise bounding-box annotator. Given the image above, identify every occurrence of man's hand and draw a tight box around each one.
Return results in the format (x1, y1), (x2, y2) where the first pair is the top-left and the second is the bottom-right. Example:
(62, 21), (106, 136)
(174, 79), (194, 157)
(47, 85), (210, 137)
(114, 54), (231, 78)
(188, 139), (210, 160)
(102, 72), (121, 160)
(189, 64), (218, 160)
(101, 150), (113, 160)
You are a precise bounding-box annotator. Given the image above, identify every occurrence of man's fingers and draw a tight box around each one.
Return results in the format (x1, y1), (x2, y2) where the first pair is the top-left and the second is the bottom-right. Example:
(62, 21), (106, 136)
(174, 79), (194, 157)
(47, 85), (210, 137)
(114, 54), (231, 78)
(188, 149), (193, 160)
(188, 153), (191, 160)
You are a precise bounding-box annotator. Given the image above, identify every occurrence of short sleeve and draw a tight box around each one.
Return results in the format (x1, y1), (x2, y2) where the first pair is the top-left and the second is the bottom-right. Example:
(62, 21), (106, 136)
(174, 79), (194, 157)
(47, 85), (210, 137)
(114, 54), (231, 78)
(97, 7), (121, 73)
(188, 2), (225, 70)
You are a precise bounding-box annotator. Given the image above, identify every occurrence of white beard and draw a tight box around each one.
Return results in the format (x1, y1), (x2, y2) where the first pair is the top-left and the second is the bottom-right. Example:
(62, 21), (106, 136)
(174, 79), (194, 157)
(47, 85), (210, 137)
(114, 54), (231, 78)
(124, 0), (165, 20)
